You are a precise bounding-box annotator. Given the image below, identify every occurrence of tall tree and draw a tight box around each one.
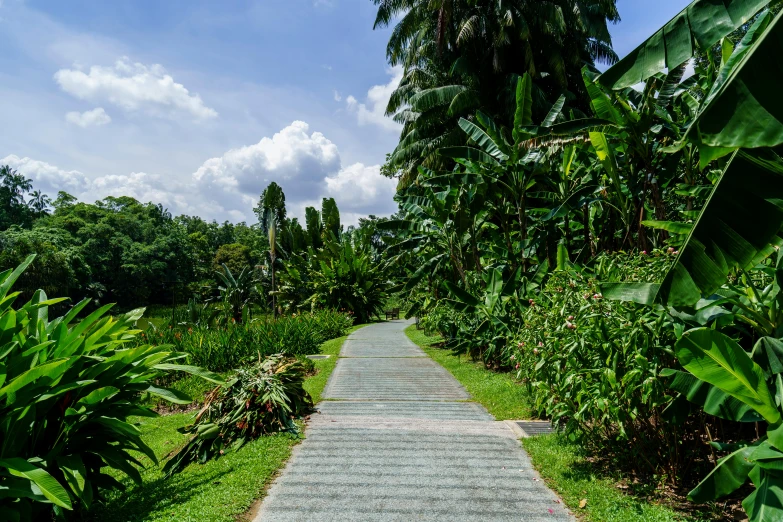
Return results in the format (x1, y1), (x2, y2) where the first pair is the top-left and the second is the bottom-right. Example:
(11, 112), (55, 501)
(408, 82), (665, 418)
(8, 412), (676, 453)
(321, 198), (341, 240)
(254, 182), (287, 233)
(305, 206), (323, 248)
(372, 0), (621, 182)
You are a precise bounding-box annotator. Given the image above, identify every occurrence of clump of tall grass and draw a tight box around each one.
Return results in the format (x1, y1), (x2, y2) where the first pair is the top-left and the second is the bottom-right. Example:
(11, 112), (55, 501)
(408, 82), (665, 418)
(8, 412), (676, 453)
(137, 309), (353, 372)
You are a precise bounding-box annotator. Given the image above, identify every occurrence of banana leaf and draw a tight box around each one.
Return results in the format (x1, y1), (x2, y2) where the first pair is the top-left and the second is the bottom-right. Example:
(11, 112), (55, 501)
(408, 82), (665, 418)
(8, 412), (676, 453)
(598, 0), (770, 89)
(687, 9), (783, 149)
(675, 328), (781, 424)
(603, 148), (783, 307)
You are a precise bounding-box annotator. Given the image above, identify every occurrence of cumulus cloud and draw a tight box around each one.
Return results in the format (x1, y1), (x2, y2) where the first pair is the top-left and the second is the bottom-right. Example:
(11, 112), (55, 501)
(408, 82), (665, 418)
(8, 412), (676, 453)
(324, 163), (397, 214)
(346, 66), (403, 132)
(3, 121), (398, 225)
(192, 120), (340, 218)
(65, 107), (111, 127)
(1, 154), (90, 195)
(54, 57), (218, 120)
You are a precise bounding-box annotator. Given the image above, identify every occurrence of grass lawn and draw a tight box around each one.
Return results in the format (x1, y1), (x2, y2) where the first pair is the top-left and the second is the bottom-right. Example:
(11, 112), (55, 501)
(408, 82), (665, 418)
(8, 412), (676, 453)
(91, 324), (366, 522)
(405, 324), (692, 522)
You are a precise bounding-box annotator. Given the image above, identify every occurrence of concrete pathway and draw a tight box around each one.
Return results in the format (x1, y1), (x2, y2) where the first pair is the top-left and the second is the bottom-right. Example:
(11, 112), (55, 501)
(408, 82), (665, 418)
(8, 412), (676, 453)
(255, 320), (573, 521)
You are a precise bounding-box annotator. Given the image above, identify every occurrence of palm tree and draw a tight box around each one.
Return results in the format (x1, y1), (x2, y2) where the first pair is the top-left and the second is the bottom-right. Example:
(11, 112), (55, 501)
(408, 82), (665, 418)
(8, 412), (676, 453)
(28, 190), (52, 216)
(373, 0), (621, 183)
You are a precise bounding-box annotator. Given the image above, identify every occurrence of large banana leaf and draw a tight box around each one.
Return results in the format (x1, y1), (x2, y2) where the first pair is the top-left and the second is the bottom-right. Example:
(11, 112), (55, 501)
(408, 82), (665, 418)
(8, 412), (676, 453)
(598, 0), (770, 89)
(688, 443), (758, 501)
(675, 328), (781, 424)
(661, 368), (763, 422)
(743, 465), (783, 522)
(457, 118), (508, 161)
(513, 73), (533, 142)
(603, 148), (783, 307)
(686, 9), (783, 149)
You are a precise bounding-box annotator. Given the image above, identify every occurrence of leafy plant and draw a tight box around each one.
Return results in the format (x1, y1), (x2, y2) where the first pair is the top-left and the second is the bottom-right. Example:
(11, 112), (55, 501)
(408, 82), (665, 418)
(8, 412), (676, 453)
(162, 354), (312, 476)
(309, 237), (390, 323)
(0, 256), (222, 521)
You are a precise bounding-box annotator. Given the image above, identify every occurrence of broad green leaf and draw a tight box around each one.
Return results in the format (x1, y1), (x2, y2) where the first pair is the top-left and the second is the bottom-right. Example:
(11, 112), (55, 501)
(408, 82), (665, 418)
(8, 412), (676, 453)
(598, 0), (770, 89)
(743, 465), (783, 522)
(443, 282), (480, 310)
(541, 96), (566, 128)
(153, 364), (225, 384)
(145, 385), (192, 405)
(439, 146), (499, 166)
(641, 220), (693, 235)
(457, 118), (508, 161)
(675, 328), (781, 424)
(0, 458), (72, 509)
(662, 368), (763, 422)
(601, 283), (661, 305)
(512, 73), (533, 142)
(689, 10), (783, 149)
(0, 255), (36, 301)
(688, 443), (757, 501)
(657, 149), (783, 307)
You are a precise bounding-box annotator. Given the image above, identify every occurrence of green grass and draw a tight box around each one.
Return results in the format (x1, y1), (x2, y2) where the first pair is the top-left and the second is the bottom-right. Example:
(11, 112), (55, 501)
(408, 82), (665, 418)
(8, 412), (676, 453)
(304, 323), (368, 403)
(522, 435), (692, 522)
(405, 324), (692, 522)
(88, 414), (300, 522)
(92, 325), (364, 522)
(404, 325), (532, 420)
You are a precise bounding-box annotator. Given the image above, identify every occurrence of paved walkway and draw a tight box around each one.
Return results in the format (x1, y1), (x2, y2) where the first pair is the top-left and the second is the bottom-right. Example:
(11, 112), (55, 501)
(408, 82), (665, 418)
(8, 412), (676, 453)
(255, 320), (573, 521)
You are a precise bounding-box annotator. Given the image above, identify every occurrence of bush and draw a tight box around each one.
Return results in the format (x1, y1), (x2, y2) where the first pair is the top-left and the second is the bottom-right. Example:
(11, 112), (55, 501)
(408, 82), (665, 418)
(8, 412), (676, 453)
(0, 256), (220, 521)
(510, 251), (696, 480)
(162, 354), (312, 475)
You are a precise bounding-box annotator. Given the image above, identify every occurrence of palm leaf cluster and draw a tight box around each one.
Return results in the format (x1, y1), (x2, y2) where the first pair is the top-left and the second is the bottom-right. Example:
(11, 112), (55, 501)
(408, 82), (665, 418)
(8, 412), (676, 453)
(374, 0), (621, 183)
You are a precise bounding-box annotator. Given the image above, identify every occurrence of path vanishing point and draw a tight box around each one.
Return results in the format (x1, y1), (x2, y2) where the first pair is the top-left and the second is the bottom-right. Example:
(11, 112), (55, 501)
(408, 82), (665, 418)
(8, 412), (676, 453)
(255, 319), (573, 521)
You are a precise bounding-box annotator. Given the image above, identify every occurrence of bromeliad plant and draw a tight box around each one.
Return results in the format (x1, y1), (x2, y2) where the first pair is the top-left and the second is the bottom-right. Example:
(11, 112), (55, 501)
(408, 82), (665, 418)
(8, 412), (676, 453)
(0, 256), (222, 521)
(162, 354), (312, 476)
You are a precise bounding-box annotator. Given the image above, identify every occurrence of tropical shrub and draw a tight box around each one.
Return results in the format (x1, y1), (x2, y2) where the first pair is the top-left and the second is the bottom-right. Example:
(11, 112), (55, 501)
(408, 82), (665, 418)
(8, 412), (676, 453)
(511, 252), (686, 479)
(0, 256), (221, 521)
(163, 354), (312, 475)
(139, 309), (353, 372)
(309, 238), (390, 323)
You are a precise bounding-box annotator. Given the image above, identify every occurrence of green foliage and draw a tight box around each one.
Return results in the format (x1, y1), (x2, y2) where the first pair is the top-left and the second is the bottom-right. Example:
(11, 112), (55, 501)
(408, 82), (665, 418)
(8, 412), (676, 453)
(309, 239), (390, 323)
(0, 256), (221, 520)
(139, 309), (353, 372)
(510, 253), (687, 477)
(598, 0), (771, 89)
(163, 355), (312, 476)
(212, 243), (253, 275)
(321, 197), (341, 240)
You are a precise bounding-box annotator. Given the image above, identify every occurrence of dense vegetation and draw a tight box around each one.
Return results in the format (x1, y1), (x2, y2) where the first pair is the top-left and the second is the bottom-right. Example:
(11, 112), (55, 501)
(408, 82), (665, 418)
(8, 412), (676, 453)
(5, 0), (783, 520)
(378, 0), (783, 519)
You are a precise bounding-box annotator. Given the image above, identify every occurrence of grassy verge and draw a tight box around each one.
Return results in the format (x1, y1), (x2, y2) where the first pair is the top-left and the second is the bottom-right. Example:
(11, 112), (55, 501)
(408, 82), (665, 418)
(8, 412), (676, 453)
(405, 324), (690, 522)
(88, 414), (300, 522)
(405, 326), (532, 420)
(92, 325), (364, 522)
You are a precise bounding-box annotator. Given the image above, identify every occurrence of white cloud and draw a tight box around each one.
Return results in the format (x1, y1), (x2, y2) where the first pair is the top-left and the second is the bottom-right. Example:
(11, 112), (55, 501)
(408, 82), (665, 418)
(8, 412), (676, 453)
(2, 121), (398, 225)
(346, 66), (403, 132)
(1, 154), (90, 196)
(54, 57), (218, 120)
(192, 121), (341, 219)
(324, 162), (397, 214)
(65, 107), (111, 127)
(333, 90), (342, 102)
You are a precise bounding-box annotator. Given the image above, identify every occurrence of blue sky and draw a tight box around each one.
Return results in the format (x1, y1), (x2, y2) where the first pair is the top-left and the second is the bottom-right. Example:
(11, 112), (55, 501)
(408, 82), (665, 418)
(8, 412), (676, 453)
(0, 0), (689, 225)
